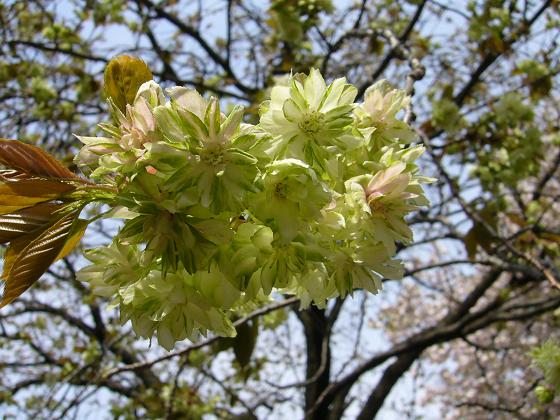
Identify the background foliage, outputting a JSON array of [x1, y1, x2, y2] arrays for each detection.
[[1, 0, 560, 418]]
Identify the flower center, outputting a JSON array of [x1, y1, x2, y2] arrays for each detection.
[[368, 197, 391, 217], [201, 145, 225, 166], [274, 182, 288, 199], [299, 111, 324, 136]]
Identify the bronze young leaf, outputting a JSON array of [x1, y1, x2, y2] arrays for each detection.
[[0, 207, 83, 308], [0, 202, 66, 243], [55, 218, 89, 261], [0, 139, 94, 306], [0, 179, 76, 215], [0, 138, 79, 179]]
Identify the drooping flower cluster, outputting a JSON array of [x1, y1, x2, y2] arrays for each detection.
[[75, 67, 430, 349]]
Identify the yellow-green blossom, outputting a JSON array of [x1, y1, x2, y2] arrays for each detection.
[[155, 89, 260, 213], [355, 80, 416, 151], [75, 81, 163, 179], [73, 66, 431, 350], [259, 68, 360, 177]]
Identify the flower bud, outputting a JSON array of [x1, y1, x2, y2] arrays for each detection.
[[104, 55, 153, 113]]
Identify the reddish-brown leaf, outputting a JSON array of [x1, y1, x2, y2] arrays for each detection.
[[55, 218, 88, 261], [0, 169, 32, 181], [0, 178, 75, 215], [1, 233, 33, 297], [0, 139, 78, 179], [0, 208, 80, 308], [0, 203, 65, 244]]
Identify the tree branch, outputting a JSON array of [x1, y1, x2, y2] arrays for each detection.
[[138, 0, 256, 95]]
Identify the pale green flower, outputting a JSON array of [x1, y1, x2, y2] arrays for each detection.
[[254, 236, 326, 295], [77, 241, 146, 297], [291, 263, 337, 309], [155, 89, 260, 213], [355, 80, 416, 150], [72, 70, 432, 350], [216, 223, 275, 290], [345, 162, 419, 252], [329, 243, 403, 297], [75, 81, 164, 179], [218, 227, 330, 301], [118, 209, 232, 274], [136, 80, 166, 108], [78, 243, 237, 350], [122, 270, 236, 350], [192, 264, 241, 309], [250, 158, 331, 243], [259, 68, 360, 176]]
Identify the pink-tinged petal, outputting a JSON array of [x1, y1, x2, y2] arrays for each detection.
[[325, 197, 338, 210], [133, 97, 155, 133], [89, 144, 116, 154], [365, 163, 406, 196], [367, 191, 384, 201], [377, 173, 411, 197], [122, 104, 134, 131]]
